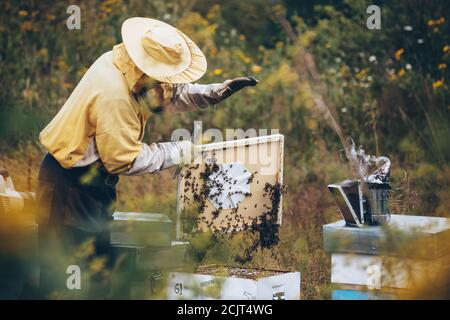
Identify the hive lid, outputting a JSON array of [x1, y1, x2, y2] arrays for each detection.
[[196, 264, 290, 280], [323, 214, 450, 259], [113, 212, 172, 222]]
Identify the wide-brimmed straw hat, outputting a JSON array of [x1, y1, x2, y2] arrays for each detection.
[[121, 17, 207, 84]]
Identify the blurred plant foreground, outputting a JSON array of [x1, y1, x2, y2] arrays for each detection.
[[0, 0, 449, 299]]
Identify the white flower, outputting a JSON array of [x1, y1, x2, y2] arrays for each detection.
[[406, 64, 412, 70], [403, 26, 413, 31], [417, 38, 424, 44], [369, 55, 377, 62]]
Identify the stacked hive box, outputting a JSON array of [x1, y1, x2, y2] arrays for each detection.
[[323, 214, 450, 299], [110, 212, 190, 299], [167, 265, 301, 300]]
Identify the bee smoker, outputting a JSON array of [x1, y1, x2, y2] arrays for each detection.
[[342, 142, 392, 226], [363, 181, 391, 226], [328, 179, 391, 227]]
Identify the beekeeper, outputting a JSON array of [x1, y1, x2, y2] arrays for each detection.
[[37, 17, 257, 297]]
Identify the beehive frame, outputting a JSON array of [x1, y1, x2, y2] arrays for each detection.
[[176, 134, 284, 239]]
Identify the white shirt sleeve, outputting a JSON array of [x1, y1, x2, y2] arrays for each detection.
[[124, 140, 193, 176], [73, 137, 100, 167], [73, 137, 193, 176]]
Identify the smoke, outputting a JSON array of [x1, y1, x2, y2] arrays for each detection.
[[347, 139, 391, 184]]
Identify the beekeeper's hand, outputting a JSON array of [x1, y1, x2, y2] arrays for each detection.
[[169, 140, 194, 166], [211, 76, 259, 103]]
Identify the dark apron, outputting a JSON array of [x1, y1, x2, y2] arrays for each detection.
[[36, 153, 119, 299]]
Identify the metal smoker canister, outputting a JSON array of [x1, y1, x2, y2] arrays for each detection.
[[365, 182, 391, 225]]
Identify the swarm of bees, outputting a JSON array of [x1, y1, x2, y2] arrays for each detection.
[[197, 265, 284, 280], [235, 182, 286, 264], [180, 153, 255, 233], [179, 151, 286, 264]]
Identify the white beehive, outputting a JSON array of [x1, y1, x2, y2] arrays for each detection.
[[167, 265, 300, 300], [324, 214, 450, 298]]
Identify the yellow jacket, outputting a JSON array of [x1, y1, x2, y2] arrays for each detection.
[[40, 45, 150, 174]]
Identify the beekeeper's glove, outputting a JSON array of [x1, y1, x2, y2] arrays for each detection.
[[162, 140, 194, 167]]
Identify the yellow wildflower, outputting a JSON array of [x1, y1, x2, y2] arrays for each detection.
[[387, 70, 397, 81], [432, 79, 444, 90], [63, 82, 73, 90], [77, 67, 89, 78], [90, 257, 106, 273], [75, 239, 95, 259], [398, 68, 405, 77], [57, 57, 69, 72], [50, 77, 58, 85], [239, 34, 246, 41], [276, 41, 284, 49], [356, 68, 369, 80], [18, 10, 28, 17], [443, 45, 450, 54], [251, 65, 262, 74], [22, 88, 36, 101], [20, 21, 33, 31], [339, 65, 350, 77], [395, 48, 404, 60], [429, 17, 446, 27], [38, 48, 48, 58], [213, 68, 223, 76], [438, 63, 447, 70], [236, 50, 252, 64], [306, 119, 318, 130]]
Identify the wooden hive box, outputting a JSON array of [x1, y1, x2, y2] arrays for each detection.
[[176, 134, 284, 237], [110, 212, 172, 247], [323, 214, 450, 297], [167, 265, 300, 300]]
